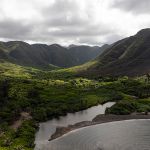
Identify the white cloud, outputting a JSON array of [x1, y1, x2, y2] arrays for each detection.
[[0, 0, 150, 45], [112, 0, 150, 14]]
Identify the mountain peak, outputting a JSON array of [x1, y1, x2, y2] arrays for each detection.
[[136, 28, 150, 38], [80, 28, 150, 77], [50, 44, 62, 48], [0, 41, 108, 69]]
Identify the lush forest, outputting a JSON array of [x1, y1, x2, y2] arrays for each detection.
[[0, 64, 150, 150]]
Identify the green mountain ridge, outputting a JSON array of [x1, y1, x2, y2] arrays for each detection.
[[0, 41, 109, 70], [79, 28, 150, 77]]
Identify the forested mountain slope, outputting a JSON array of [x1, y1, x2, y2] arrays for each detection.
[[80, 29, 150, 77], [0, 41, 109, 69]]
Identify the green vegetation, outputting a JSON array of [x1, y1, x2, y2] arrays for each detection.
[[0, 29, 150, 149], [0, 61, 149, 149], [37, 60, 97, 79], [0, 120, 37, 150], [0, 60, 40, 78], [106, 98, 150, 115], [106, 78, 150, 115], [0, 41, 106, 70], [0, 75, 118, 149]]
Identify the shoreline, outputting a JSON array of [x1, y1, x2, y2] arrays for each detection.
[[49, 114, 150, 141]]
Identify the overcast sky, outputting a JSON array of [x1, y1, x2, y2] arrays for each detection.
[[0, 0, 150, 46]]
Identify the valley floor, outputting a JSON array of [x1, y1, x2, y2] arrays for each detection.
[[0, 72, 150, 150]]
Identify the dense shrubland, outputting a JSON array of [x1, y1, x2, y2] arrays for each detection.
[[0, 71, 149, 149], [106, 77, 150, 115]]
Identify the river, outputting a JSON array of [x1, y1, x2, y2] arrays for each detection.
[[34, 102, 115, 150]]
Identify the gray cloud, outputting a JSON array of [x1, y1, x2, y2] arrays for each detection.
[[0, 18, 32, 40], [104, 34, 124, 44], [38, 0, 115, 45], [47, 24, 113, 37], [78, 37, 106, 45], [0, 0, 149, 46], [42, 0, 90, 27], [112, 0, 150, 14]]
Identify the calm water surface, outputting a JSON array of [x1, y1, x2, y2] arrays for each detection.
[[35, 102, 115, 150], [49, 120, 150, 150]]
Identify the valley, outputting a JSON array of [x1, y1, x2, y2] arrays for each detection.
[[0, 29, 150, 150]]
